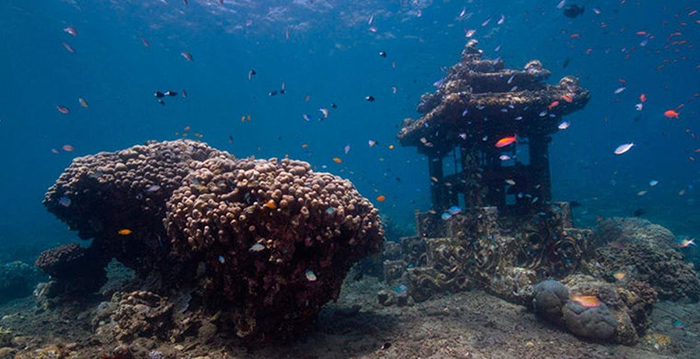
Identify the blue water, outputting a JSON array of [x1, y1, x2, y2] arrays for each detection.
[[0, 0, 699, 255]]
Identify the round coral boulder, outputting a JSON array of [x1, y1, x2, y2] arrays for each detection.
[[165, 157, 384, 339]]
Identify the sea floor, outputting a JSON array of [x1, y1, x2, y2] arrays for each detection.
[[0, 275, 698, 359]]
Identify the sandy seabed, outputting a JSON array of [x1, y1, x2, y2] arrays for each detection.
[[0, 275, 698, 359]]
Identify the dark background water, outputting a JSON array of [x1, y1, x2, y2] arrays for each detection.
[[0, 0, 698, 260]]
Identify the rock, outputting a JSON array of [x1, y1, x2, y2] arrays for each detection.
[[0, 347, 17, 358], [563, 300, 617, 340], [532, 280, 569, 325]]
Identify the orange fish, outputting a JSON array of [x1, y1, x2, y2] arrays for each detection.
[[495, 136, 517, 148], [664, 110, 679, 118], [639, 93, 647, 103], [78, 98, 89, 108], [561, 94, 573, 103], [184, 126, 191, 131], [263, 200, 277, 209], [376, 195, 386, 202], [118, 229, 133, 236], [548, 101, 560, 110], [301, 143, 308, 148], [61, 144, 75, 152], [571, 295, 600, 308], [332, 157, 342, 164], [613, 272, 626, 280]]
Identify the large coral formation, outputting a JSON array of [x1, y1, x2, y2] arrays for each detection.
[[39, 140, 383, 342], [165, 156, 383, 338], [594, 218, 700, 301]]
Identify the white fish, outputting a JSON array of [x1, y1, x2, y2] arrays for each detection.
[[497, 15, 505, 25], [499, 154, 511, 161], [465, 29, 476, 38], [505, 179, 516, 186], [344, 144, 350, 154], [614, 143, 634, 155], [146, 185, 161, 193], [614, 87, 626, 94], [557, 0, 566, 10], [635, 103, 643, 111], [319, 108, 329, 118], [249, 243, 265, 252], [649, 180, 659, 187], [558, 121, 570, 130], [459, 7, 467, 18], [637, 190, 648, 196], [368, 140, 377, 147]]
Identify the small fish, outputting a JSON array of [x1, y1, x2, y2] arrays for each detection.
[[249, 243, 265, 252], [558, 121, 570, 130], [319, 108, 329, 118], [561, 94, 573, 103], [58, 196, 71, 207], [441, 212, 452, 221], [51, 148, 60, 154], [165, 91, 177, 97], [63, 27, 78, 36], [635, 103, 643, 111], [181, 51, 193, 61], [218, 255, 225, 264], [497, 14, 505, 25], [639, 93, 647, 102], [379, 51, 387, 58], [78, 98, 89, 108], [302, 114, 312, 122], [614, 87, 626, 94], [280, 82, 286, 94], [344, 144, 351, 154], [613, 272, 626, 280], [678, 238, 696, 248], [673, 319, 686, 328], [448, 206, 462, 215], [154, 91, 165, 98], [505, 179, 516, 186], [495, 136, 517, 148], [376, 195, 386, 202], [571, 295, 600, 308], [140, 36, 150, 47], [664, 110, 680, 118], [481, 17, 491, 27], [57, 105, 70, 114], [332, 157, 342, 164], [614, 143, 634, 155], [499, 154, 511, 161], [248, 69, 256, 80], [263, 200, 277, 209], [557, 0, 566, 9], [464, 29, 476, 38], [145, 185, 161, 193], [563, 4, 585, 19], [118, 229, 133, 236], [62, 42, 75, 53], [365, 95, 375, 102], [548, 101, 560, 110], [325, 207, 336, 215], [62, 144, 75, 152], [649, 180, 659, 187], [637, 190, 648, 196], [368, 140, 377, 147], [305, 270, 317, 282]]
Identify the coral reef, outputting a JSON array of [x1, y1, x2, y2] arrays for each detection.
[[0, 261, 42, 305], [34, 243, 107, 298], [165, 156, 383, 339], [594, 218, 700, 301], [39, 140, 383, 342]]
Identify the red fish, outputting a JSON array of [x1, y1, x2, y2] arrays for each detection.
[[639, 93, 647, 102], [495, 136, 517, 148], [62, 144, 75, 152], [664, 110, 680, 118], [561, 94, 573, 103], [63, 27, 78, 36], [57, 105, 70, 114], [548, 101, 560, 110], [571, 295, 601, 308]]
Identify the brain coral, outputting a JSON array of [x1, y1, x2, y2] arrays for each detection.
[[165, 156, 383, 338]]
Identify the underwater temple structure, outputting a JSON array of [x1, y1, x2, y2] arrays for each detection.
[[387, 40, 595, 306], [399, 40, 590, 214]]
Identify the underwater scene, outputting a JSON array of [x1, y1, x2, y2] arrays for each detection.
[[1, 0, 699, 358]]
